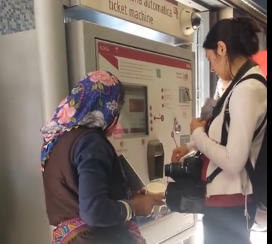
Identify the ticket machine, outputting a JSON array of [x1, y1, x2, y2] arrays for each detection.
[[66, 20, 197, 244]]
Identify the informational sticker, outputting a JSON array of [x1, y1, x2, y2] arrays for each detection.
[[180, 134, 190, 145]]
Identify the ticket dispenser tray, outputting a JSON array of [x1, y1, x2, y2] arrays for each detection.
[[147, 140, 165, 181]]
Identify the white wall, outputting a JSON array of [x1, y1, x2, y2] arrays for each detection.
[[0, 30, 51, 244]]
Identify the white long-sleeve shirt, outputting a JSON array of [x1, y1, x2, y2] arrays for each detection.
[[188, 66, 267, 197]]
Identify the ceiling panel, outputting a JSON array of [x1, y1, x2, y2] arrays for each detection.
[[249, 0, 267, 12], [194, 0, 267, 24], [192, 0, 228, 9]]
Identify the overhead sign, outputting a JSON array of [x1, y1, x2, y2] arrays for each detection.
[[76, 0, 193, 40]]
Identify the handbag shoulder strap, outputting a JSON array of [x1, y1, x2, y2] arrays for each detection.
[[207, 74, 267, 184]]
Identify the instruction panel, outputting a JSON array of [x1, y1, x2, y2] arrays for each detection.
[[96, 40, 193, 153]]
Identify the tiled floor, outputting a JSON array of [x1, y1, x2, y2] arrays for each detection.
[[195, 222, 267, 244]]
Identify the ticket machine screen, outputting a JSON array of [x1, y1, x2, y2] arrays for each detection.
[[114, 85, 148, 138]]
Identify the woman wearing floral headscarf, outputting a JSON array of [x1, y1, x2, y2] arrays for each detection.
[[41, 71, 165, 244]]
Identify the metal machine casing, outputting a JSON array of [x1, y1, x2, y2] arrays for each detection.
[[66, 20, 197, 244]]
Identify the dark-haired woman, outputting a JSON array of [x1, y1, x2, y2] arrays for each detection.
[[172, 18, 267, 244]]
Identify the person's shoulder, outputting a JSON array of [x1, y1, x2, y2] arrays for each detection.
[[231, 69, 267, 111], [236, 68, 266, 94], [80, 129, 110, 147], [73, 128, 115, 166], [73, 128, 112, 155]]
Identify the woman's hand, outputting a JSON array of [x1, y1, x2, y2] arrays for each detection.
[[129, 194, 165, 217], [190, 118, 208, 134], [171, 144, 190, 162], [130, 188, 146, 197]]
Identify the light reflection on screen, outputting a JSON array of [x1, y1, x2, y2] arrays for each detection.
[[114, 85, 148, 139]]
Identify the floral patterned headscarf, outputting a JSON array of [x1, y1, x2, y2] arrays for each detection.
[[40, 71, 124, 170]]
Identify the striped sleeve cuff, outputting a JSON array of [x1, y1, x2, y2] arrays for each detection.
[[118, 200, 134, 222]]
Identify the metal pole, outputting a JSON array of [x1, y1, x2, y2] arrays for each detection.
[[34, 0, 69, 123]]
